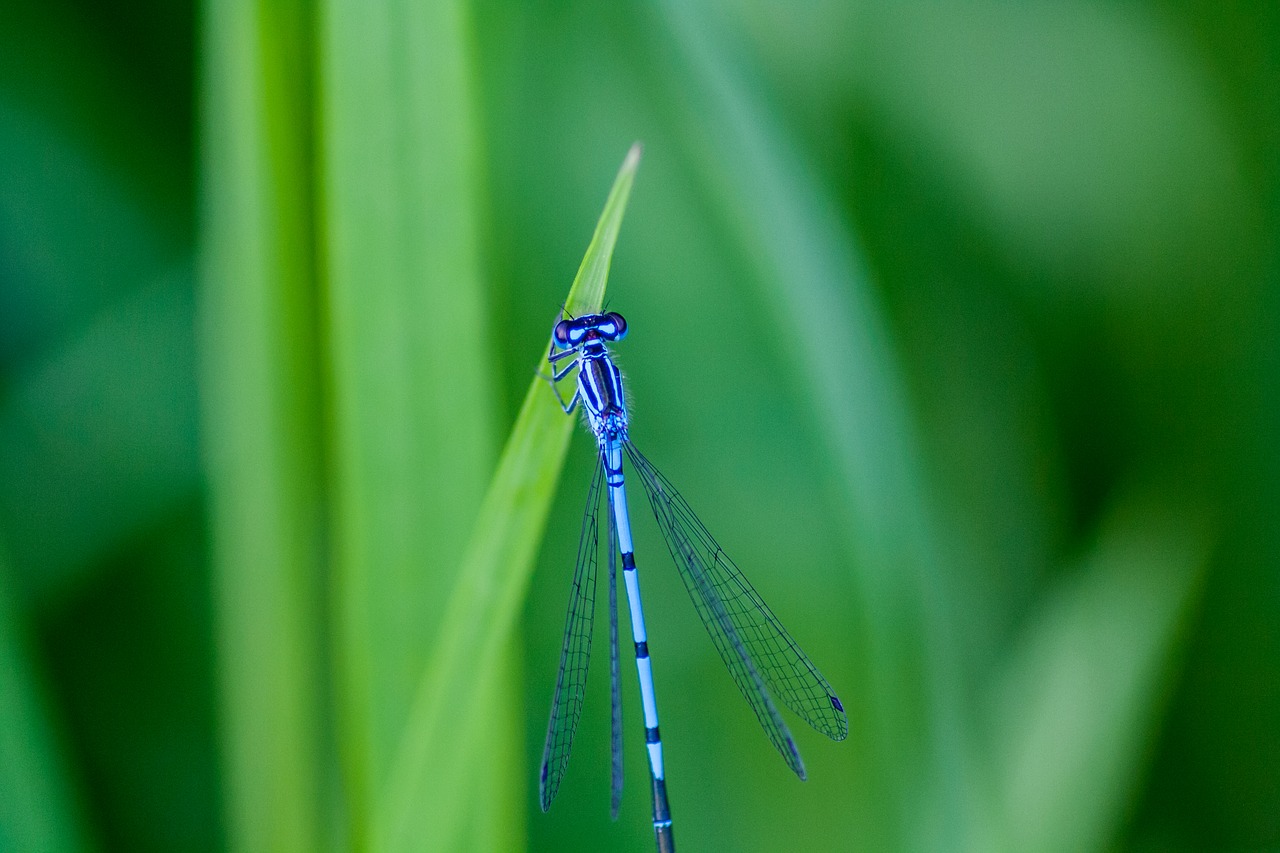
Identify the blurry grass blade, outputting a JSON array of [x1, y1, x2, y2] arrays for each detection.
[[0, 99, 178, 363], [376, 143, 640, 852], [0, 0, 191, 237], [0, 548, 94, 852], [988, 493, 1206, 853], [0, 0, 189, 363], [0, 272, 198, 606], [461, 644, 526, 852], [655, 3, 971, 845], [321, 0, 500, 838], [200, 0, 327, 849], [0, 7, 197, 606]]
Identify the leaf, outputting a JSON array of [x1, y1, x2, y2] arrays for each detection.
[[986, 493, 1207, 853], [0, 548, 93, 852], [654, 3, 965, 845], [376, 142, 641, 853], [320, 0, 501, 837], [0, 274, 198, 605], [200, 0, 329, 849]]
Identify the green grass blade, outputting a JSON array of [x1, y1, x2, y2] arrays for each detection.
[[199, 0, 328, 849], [0, 549, 93, 852], [987, 493, 1206, 853], [655, 4, 969, 845], [0, 274, 198, 606], [376, 143, 641, 853], [0, 9, 194, 603], [458, 643, 526, 852], [320, 0, 500, 839]]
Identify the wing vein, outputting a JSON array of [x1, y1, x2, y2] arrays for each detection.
[[624, 441, 847, 778], [539, 458, 606, 810]]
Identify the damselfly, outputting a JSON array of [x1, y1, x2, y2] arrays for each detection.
[[538, 311, 848, 853]]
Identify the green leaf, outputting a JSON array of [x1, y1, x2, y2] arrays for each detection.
[[0, 548, 93, 852], [986, 493, 1206, 853], [654, 3, 967, 845], [320, 0, 502, 839], [376, 142, 641, 853], [0, 4, 195, 604], [0, 274, 198, 606], [200, 0, 329, 849]]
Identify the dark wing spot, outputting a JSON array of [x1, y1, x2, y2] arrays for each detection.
[[830, 695, 844, 713]]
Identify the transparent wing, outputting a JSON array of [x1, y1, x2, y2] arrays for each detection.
[[624, 442, 848, 779], [539, 459, 605, 810], [606, 479, 624, 819]]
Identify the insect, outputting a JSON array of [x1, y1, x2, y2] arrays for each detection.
[[538, 310, 848, 852]]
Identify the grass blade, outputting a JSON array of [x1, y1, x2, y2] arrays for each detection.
[[0, 549, 93, 852], [199, 0, 328, 849], [376, 143, 641, 853], [320, 0, 499, 838], [0, 274, 198, 605], [654, 4, 970, 845], [987, 493, 1206, 853]]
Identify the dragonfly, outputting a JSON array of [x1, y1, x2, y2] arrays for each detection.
[[538, 310, 848, 853]]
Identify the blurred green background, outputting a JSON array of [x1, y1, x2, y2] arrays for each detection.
[[1, 0, 1276, 850]]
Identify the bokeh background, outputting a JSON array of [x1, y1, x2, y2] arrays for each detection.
[[1, 0, 1276, 851]]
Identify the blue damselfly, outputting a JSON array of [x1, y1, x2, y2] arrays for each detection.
[[538, 311, 848, 852]]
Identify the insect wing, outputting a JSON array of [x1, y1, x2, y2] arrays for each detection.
[[624, 442, 848, 779], [606, 481, 625, 819], [539, 459, 606, 810]]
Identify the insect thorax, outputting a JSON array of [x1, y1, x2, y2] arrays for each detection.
[[578, 351, 629, 442]]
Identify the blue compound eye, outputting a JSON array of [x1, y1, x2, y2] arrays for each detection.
[[552, 319, 573, 349], [602, 312, 628, 340]]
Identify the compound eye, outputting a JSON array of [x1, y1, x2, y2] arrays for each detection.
[[604, 312, 628, 340], [552, 319, 573, 349]]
